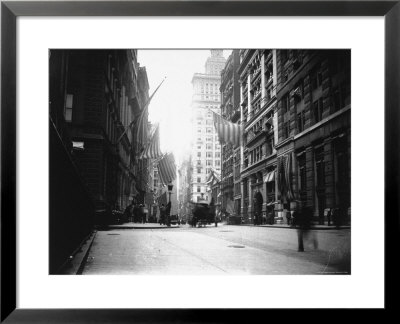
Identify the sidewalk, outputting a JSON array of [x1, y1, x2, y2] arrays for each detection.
[[102, 222, 349, 230], [100, 222, 182, 230], [230, 223, 350, 230]]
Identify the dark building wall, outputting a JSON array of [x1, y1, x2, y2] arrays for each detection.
[[49, 50, 150, 272], [49, 121, 95, 274], [276, 49, 351, 224]]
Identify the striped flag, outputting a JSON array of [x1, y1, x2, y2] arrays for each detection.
[[134, 103, 148, 155], [211, 111, 242, 148], [134, 78, 166, 155], [157, 153, 176, 185], [140, 125, 162, 159]]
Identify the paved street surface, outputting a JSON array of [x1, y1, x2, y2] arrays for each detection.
[[81, 223, 350, 275]]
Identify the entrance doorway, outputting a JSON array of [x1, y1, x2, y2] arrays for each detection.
[[253, 191, 263, 225]]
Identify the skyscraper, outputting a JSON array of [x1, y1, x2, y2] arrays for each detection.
[[189, 50, 226, 203]]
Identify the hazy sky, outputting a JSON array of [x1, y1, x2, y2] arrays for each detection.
[[138, 50, 232, 164]]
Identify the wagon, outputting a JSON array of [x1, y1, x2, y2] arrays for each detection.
[[191, 202, 215, 227]]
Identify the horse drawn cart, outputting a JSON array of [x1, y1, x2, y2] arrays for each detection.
[[190, 201, 216, 227]]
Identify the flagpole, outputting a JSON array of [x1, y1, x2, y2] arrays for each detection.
[[115, 76, 167, 145]]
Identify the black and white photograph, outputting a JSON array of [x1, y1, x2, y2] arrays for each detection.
[[49, 49, 351, 276]]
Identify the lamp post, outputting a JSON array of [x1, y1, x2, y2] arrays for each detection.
[[167, 183, 173, 227], [167, 183, 173, 203]]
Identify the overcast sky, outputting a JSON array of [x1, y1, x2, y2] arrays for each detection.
[[138, 50, 232, 164]]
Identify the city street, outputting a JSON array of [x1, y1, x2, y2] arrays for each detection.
[[81, 224, 350, 275]]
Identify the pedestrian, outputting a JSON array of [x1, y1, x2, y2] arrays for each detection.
[[142, 205, 147, 224], [159, 204, 166, 225], [326, 208, 331, 226], [295, 206, 318, 252], [332, 208, 342, 229], [165, 202, 171, 226], [132, 204, 138, 223], [287, 210, 292, 226], [209, 198, 217, 227], [123, 203, 133, 223]]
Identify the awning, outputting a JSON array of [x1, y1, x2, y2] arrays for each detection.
[[264, 171, 275, 183]]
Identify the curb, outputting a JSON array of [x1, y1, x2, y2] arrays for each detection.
[[227, 224, 350, 230], [76, 230, 97, 274], [102, 225, 181, 230], [57, 230, 97, 274]]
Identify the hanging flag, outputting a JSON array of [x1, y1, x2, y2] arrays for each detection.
[[211, 111, 242, 148], [115, 78, 166, 147], [157, 153, 176, 185], [135, 104, 149, 155], [130, 77, 166, 153], [140, 124, 162, 159], [285, 152, 295, 201], [206, 168, 221, 185]]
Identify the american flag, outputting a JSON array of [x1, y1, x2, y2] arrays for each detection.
[[157, 153, 176, 185], [134, 104, 148, 156], [140, 124, 162, 159], [211, 111, 242, 148], [134, 78, 166, 155]]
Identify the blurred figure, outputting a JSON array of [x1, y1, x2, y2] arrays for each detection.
[[287, 210, 293, 226], [165, 201, 171, 227], [295, 206, 318, 252], [159, 204, 166, 225], [124, 202, 133, 223], [133, 203, 139, 223], [209, 198, 217, 227], [332, 207, 342, 229]]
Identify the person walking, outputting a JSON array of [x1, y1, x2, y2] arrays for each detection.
[[159, 204, 166, 225], [165, 202, 171, 227], [124, 202, 133, 223], [295, 206, 318, 252]]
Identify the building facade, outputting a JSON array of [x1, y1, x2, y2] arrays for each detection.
[[219, 50, 241, 218], [189, 50, 226, 203], [275, 49, 351, 225], [50, 49, 151, 217], [238, 49, 279, 225], [177, 156, 192, 224]]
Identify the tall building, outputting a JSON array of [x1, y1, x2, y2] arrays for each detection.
[[49, 49, 151, 272], [219, 50, 241, 218], [238, 49, 279, 225], [189, 50, 226, 203], [275, 49, 351, 225], [177, 155, 192, 223]]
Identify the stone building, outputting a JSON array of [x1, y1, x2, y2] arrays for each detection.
[[238, 49, 279, 225], [189, 50, 226, 203], [177, 156, 192, 224], [275, 49, 351, 225], [219, 50, 241, 218]]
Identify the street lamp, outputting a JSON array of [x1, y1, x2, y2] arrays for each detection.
[[166, 183, 173, 227], [167, 183, 173, 203]]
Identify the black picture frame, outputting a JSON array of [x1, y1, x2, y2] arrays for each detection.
[[1, 0, 398, 322]]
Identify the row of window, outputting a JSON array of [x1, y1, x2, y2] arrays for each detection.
[[196, 167, 221, 174], [197, 152, 221, 158]]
